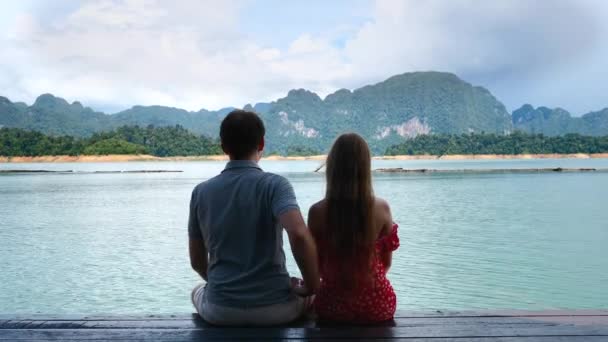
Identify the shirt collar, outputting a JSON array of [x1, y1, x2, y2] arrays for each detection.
[[223, 159, 262, 172]]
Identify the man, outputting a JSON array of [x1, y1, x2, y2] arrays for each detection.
[[188, 110, 320, 325]]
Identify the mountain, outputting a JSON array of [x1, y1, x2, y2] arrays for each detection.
[[259, 72, 512, 153], [111, 105, 234, 137], [512, 105, 608, 136], [1, 71, 607, 154], [0, 94, 113, 136], [0, 94, 232, 138]]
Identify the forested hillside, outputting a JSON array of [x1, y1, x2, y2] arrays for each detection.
[[0, 126, 221, 157], [259, 72, 512, 153], [2, 71, 608, 155], [513, 105, 608, 136], [0, 72, 513, 153], [385, 132, 608, 156]]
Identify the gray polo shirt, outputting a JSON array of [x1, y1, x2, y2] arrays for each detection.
[[188, 160, 300, 308]]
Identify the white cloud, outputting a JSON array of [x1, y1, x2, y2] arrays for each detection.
[[64, 0, 167, 29], [1, 0, 264, 111], [341, 0, 607, 113], [1, 0, 607, 114]]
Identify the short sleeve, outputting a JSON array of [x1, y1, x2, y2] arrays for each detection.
[[271, 175, 300, 217], [188, 187, 203, 239], [376, 223, 399, 252]]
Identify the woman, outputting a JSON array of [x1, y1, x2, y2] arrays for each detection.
[[308, 133, 399, 323]]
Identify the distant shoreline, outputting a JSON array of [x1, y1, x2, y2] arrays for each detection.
[[1, 153, 608, 163]]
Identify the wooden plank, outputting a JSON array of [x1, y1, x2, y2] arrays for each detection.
[[1, 310, 606, 321], [5, 338, 608, 342], [0, 317, 543, 329], [3, 316, 607, 330], [0, 317, 537, 330], [309, 339, 608, 342], [1, 323, 607, 340], [2, 311, 608, 341], [394, 310, 608, 318], [0, 314, 190, 321]]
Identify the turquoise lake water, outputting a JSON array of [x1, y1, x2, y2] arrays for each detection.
[[1, 158, 607, 314]]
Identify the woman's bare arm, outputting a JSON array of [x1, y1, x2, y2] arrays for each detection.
[[376, 198, 394, 271]]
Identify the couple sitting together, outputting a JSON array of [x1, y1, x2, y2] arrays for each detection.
[[189, 110, 399, 325]]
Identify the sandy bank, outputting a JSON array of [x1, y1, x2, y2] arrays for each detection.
[[375, 153, 608, 160], [0, 154, 327, 163], [1, 153, 608, 163], [0, 155, 162, 163]]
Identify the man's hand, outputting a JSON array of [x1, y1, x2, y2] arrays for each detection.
[[290, 277, 312, 297], [280, 210, 320, 295]]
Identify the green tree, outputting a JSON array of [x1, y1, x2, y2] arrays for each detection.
[[82, 138, 148, 155], [385, 132, 608, 155]]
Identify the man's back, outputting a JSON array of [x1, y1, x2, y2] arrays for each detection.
[[189, 110, 318, 325], [189, 160, 299, 307]]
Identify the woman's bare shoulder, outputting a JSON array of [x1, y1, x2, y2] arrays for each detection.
[[309, 199, 327, 214], [373, 197, 393, 236], [307, 199, 327, 233], [373, 197, 392, 214]]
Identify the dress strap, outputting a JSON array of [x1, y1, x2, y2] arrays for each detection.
[[376, 223, 400, 252]]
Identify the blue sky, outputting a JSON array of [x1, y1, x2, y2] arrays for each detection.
[[1, 0, 607, 115]]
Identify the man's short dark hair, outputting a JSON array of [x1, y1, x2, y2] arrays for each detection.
[[220, 110, 266, 159]]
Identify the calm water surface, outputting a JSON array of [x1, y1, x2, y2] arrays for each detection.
[[1, 158, 607, 314]]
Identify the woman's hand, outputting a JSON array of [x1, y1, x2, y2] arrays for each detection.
[[290, 277, 312, 297]]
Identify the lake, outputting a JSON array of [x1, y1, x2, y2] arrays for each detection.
[[1, 158, 607, 314]]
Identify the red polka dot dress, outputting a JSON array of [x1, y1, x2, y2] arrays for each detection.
[[314, 224, 400, 323]]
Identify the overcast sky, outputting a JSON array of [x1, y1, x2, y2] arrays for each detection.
[[1, 0, 607, 115]]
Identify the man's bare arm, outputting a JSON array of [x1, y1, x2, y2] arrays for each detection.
[[189, 238, 208, 281], [280, 209, 320, 295]]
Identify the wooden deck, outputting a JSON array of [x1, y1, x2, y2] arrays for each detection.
[[1, 310, 607, 341]]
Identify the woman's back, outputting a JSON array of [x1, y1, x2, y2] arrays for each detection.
[[309, 197, 399, 323], [310, 133, 399, 323]]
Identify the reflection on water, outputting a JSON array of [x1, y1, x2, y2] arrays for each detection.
[[1, 159, 607, 314]]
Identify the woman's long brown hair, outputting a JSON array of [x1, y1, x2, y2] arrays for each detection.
[[323, 133, 375, 290]]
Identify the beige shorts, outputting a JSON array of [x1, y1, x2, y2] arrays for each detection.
[[191, 283, 312, 326]]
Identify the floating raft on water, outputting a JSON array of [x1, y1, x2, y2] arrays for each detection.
[[1, 310, 607, 341], [375, 167, 607, 174]]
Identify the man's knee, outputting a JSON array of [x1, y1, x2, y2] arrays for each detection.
[[191, 283, 205, 307]]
